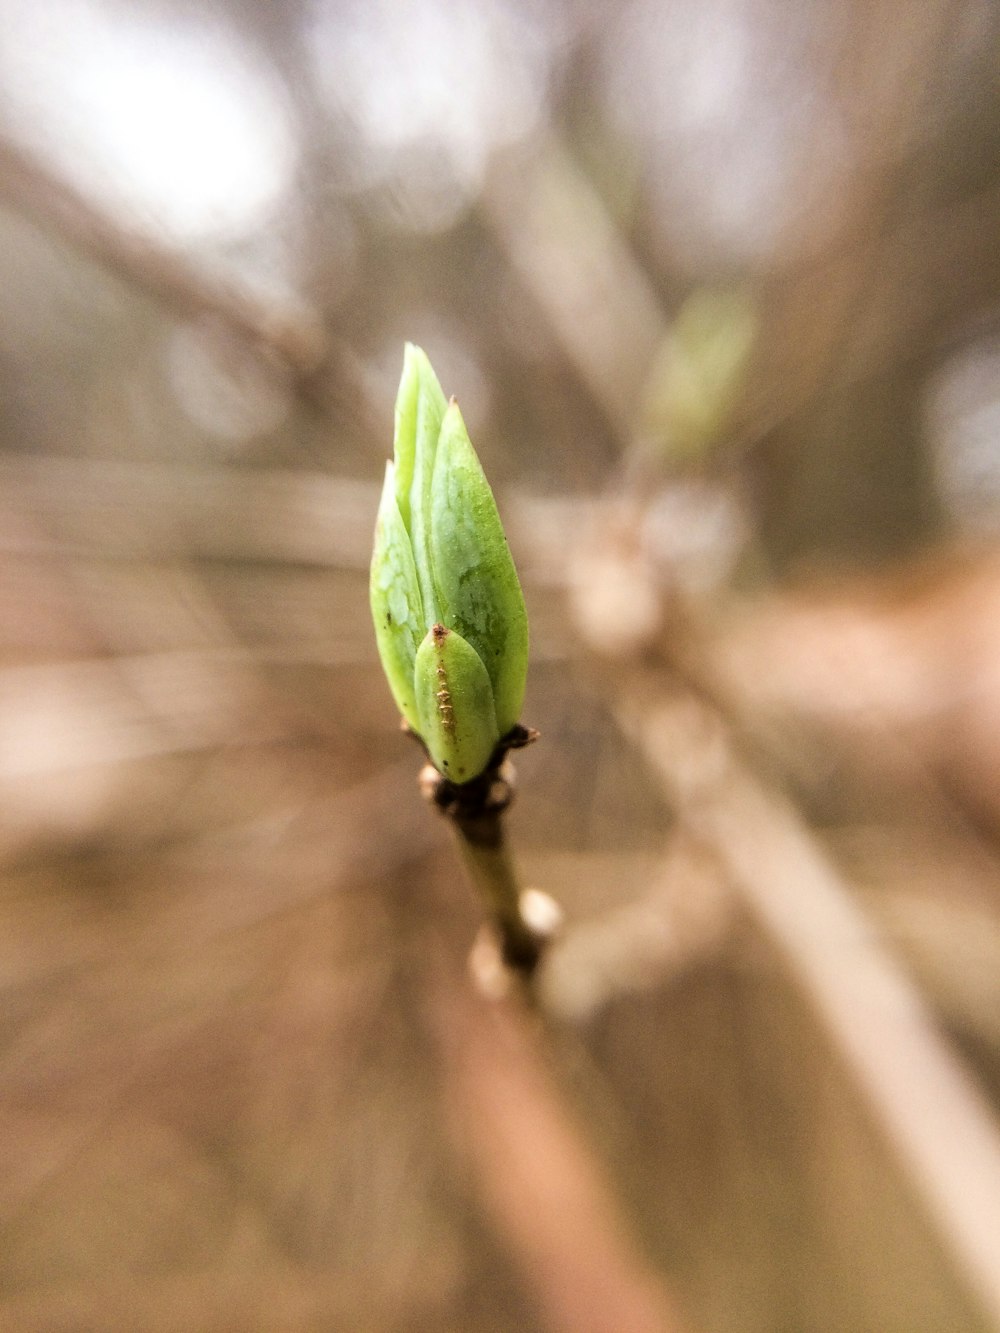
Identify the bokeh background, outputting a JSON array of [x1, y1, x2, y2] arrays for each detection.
[[3, 0, 1000, 1329]]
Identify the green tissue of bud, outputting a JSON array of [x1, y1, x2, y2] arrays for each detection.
[[370, 344, 529, 784]]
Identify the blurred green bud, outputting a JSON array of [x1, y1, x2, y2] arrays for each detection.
[[642, 286, 757, 464], [370, 344, 529, 784]]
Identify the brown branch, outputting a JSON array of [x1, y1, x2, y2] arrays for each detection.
[[0, 134, 327, 378], [612, 667, 1000, 1330], [426, 938, 693, 1333]]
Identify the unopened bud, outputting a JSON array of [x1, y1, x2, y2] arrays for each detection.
[[371, 345, 528, 782]]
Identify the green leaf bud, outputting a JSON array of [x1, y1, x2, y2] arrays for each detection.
[[430, 401, 528, 735], [370, 460, 424, 731], [414, 623, 499, 784], [370, 345, 529, 782], [642, 286, 757, 464]]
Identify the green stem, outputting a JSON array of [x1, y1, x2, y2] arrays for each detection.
[[447, 803, 543, 973]]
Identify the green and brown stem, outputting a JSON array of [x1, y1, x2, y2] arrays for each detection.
[[417, 725, 554, 976]]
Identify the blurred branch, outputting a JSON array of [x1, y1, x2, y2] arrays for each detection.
[[0, 134, 327, 378], [0, 457, 376, 566], [428, 934, 691, 1333], [611, 670, 1000, 1329], [0, 456, 612, 574], [0, 650, 291, 779], [481, 138, 666, 446]]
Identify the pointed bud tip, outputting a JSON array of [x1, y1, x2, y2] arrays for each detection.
[[403, 342, 436, 380]]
